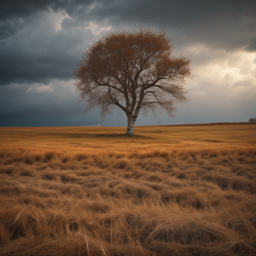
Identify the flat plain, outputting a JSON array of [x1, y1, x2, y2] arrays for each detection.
[[0, 123, 256, 255]]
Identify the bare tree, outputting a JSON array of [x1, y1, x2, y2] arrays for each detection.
[[74, 29, 192, 135]]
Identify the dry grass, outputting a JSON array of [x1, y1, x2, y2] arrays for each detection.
[[0, 123, 256, 255]]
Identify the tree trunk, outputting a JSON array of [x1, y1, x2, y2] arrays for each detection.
[[126, 115, 136, 136]]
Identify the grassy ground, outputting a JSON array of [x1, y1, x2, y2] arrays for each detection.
[[0, 123, 256, 255]]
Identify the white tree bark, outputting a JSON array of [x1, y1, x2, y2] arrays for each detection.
[[126, 116, 136, 136]]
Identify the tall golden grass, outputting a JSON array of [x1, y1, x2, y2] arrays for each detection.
[[0, 123, 256, 255]]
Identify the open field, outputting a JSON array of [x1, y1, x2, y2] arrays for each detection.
[[0, 123, 256, 255]]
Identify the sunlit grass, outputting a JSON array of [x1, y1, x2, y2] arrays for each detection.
[[0, 123, 255, 255], [0, 123, 255, 153]]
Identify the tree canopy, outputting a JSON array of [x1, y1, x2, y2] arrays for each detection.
[[75, 29, 192, 135]]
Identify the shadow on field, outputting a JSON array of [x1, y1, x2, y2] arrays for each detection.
[[36, 132, 151, 139], [93, 133, 150, 138]]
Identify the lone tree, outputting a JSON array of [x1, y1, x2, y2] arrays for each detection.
[[249, 118, 256, 123], [75, 29, 192, 135]]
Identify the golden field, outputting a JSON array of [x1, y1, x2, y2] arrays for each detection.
[[0, 123, 256, 255]]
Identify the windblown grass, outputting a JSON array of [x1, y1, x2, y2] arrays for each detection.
[[0, 123, 255, 255]]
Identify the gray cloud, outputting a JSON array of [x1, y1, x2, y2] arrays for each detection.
[[0, 12, 97, 86], [1, 0, 256, 86], [0, 80, 102, 127]]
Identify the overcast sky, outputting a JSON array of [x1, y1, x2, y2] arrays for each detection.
[[1, 0, 256, 127]]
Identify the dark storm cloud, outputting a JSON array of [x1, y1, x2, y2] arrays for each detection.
[[64, 0, 256, 52], [0, 81, 102, 127], [0, 20, 95, 85], [0, 0, 94, 37], [3, 0, 254, 27], [89, 0, 256, 52], [0, 0, 98, 86], [1, 0, 256, 86], [246, 38, 256, 52]]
